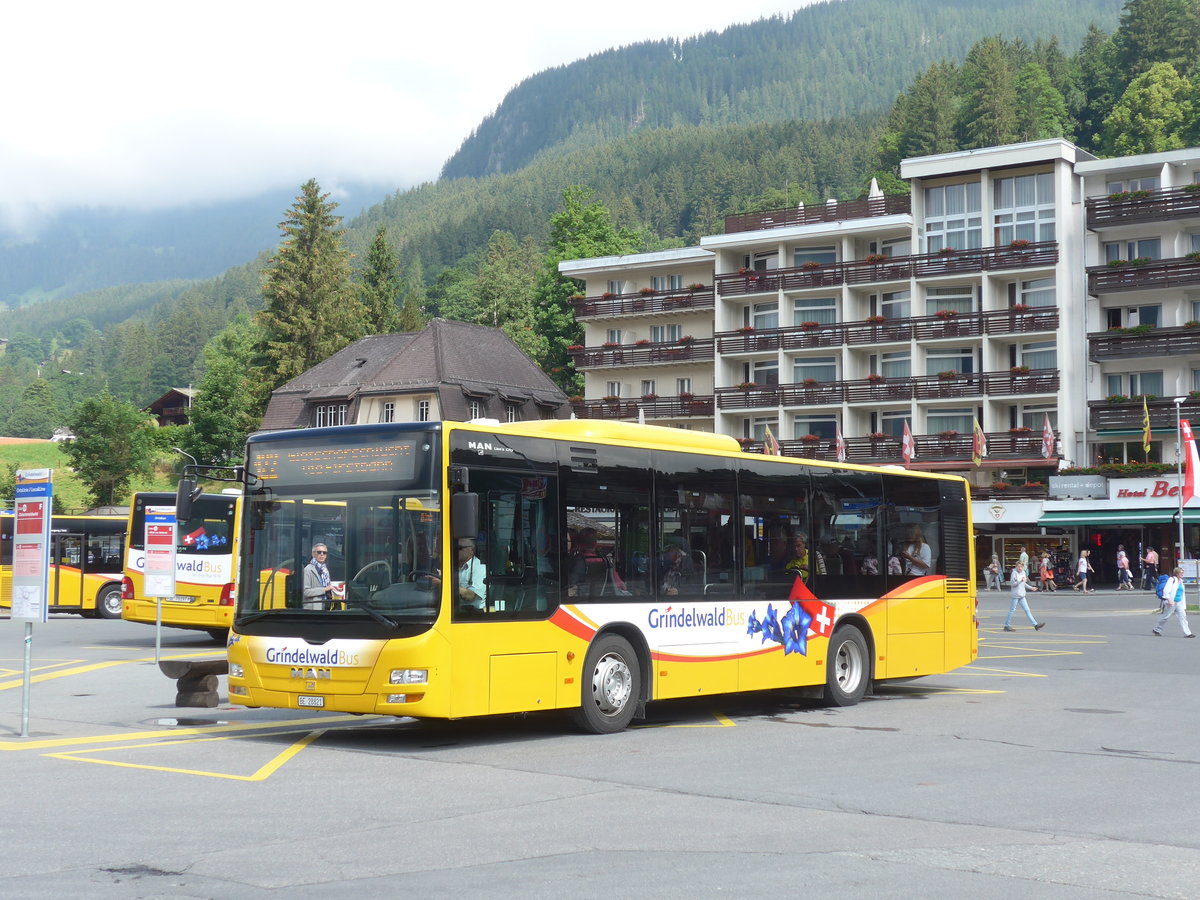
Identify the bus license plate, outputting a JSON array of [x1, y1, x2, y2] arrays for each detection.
[[171, 595, 199, 604], [298, 696, 324, 708]]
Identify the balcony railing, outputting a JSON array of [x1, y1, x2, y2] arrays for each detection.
[[735, 431, 1059, 466], [715, 307, 1058, 353], [1089, 397, 1200, 432], [723, 195, 912, 233], [569, 395, 715, 420], [570, 286, 715, 319], [1086, 255, 1200, 294], [1086, 185, 1200, 229], [715, 241, 1058, 297], [568, 339, 714, 369], [1089, 324, 1200, 361], [716, 368, 1059, 409]]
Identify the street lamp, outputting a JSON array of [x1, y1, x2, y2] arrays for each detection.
[[1175, 397, 1187, 568]]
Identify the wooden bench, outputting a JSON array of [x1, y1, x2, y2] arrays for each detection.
[[159, 658, 229, 708]]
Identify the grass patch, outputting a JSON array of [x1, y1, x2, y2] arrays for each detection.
[[1, 441, 176, 512]]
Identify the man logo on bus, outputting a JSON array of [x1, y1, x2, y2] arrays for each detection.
[[290, 667, 332, 680]]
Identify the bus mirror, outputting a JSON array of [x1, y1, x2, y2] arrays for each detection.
[[451, 492, 479, 541], [176, 475, 201, 520]]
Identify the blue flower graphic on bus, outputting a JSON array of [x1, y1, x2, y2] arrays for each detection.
[[748, 599, 834, 656]]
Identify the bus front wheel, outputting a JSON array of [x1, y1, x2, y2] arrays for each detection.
[[822, 626, 869, 707], [574, 634, 640, 734], [96, 585, 123, 619]]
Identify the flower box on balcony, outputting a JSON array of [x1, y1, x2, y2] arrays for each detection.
[[738, 267, 750, 275], [688, 282, 705, 290], [1187, 251, 1200, 261], [938, 430, 959, 438], [568, 395, 583, 403], [1010, 304, 1031, 313], [801, 261, 822, 270], [800, 434, 821, 442], [864, 253, 887, 263], [802, 378, 819, 386], [602, 395, 620, 403], [866, 315, 886, 324], [868, 432, 888, 440], [1185, 184, 1200, 193], [1009, 239, 1031, 248], [602, 342, 620, 348], [1106, 394, 1130, 403], [1107, 259, 1127, 268], [1021, 482, 1043, 489], [1130, 256, 1154, 267], [635, 339, 650, 345], [641, 393, 658, 401], [1188, 321, 1200, 329], [991, 482, 1011, 491], [678, 335, 694, 344], [602, 291, 615, 298], [937, 370, 960, 380], [866, 374, 885, 383], [678, 391, 694, 401], [935, 309, 958, 319], [735, 326, 755, 333], [737, 382, 758, 391], [1009, 426, 1032, 433], [1010, 365, 1031, 374], [639, 287, 655, 295], [568, 293, 585, 301], [799, 321, 820, 330], [938, 247, 957, 256], [566, 344, 584, 351]]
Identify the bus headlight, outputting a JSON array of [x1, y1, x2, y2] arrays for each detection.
[[390, 669, 428, 685], [229, 662, 244, 678]]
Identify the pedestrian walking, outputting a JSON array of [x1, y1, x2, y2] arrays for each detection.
[[1116, 545, 1133, 590], [1153, 567, 1195, 638], [1073, 549, 1095, 593], [984, 553, 1002, 591], [1141, 546, 1159, 591], [1038, 551, 1057, 592], [1004, 561, 1044, 632]]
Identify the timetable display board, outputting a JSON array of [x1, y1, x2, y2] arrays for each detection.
[[11, 469, 53, 622], [249, 437, 421, 487]]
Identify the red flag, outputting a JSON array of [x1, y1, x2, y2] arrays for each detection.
[[972, 418, 987, 467], [835, 423, 847, 463], [788, 574, 817, 601], [1042, 413, 1055, 460], [800, 600, 835, 638], [901, 420, 915, 465], [1182, 419, 1199, 506]]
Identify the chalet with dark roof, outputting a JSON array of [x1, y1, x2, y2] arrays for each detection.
[[146, 387, 195, 427], [260, 318, 570, 431]]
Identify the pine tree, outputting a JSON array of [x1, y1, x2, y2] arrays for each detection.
[[182, 315, 262, 465], [358, 227, 403, 333], [396, 255, 429, 332], [1016, 63, 1072, 141], [6, 379, 60, 439], [958, 37, 1020, 148], [256, 180, 367, 389], [1112, 0, 1200, 83]]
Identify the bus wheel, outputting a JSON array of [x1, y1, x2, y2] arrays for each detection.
[[96, 585, 124, 620], [574, 634, 640, 734], [822, 626, 869, 707]]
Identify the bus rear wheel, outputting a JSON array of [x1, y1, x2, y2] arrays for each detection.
[[574, 634, 640, 734], [96, 585, 123, 620], [822, 626, 869, 707]]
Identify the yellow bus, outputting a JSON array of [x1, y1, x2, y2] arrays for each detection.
[[227, 420, 977, 732], [121, 491, 240, 641], [1, 513, 127, 618]]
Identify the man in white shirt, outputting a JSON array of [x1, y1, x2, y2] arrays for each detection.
[[456, 538, 488, 609]]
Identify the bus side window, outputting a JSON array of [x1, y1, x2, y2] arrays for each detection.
[[882, 474, 942, 587]]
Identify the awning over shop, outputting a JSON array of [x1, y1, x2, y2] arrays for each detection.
[[1038, 509, 1200, 526]]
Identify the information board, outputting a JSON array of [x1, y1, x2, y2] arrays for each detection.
[[11, 469, 52, 622], [143, 505, 177, 598]]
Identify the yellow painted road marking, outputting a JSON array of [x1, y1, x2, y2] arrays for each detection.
[[45, 730, 325, 781], [635, 711, 737, 729], [0, 651, 226, 691]]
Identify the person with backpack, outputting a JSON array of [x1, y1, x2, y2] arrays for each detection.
[[1003, 560, 1044, 633], [1153, 567, 1195, 638]]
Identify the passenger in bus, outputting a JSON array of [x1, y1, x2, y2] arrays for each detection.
[[302, 543, 334, 609], [898, 525, 931, 576], [456, 538, 488, 609], [784, 533, 825, 581], [660, 544, 691, 595]]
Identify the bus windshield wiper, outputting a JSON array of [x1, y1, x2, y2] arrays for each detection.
[[346, 601, 399, 629]]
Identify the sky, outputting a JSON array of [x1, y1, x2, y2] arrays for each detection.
[[1, 0, 811, 235]]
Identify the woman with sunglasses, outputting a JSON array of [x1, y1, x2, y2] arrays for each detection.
[[302, 542, 335, 609]]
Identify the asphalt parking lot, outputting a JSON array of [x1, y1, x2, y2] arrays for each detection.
[[3, 588, 1200, 899]]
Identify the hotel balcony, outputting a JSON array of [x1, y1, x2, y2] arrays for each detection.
[[570, 395, 715, 421], [723, 195, 911, 233], [1086, 255, 1200, 294], [568, 338, 715, 370], [715, 307, 1059, 354], [714, 241, 1058, 298], [1088, 396, 1200, 432], [1089, 324, 1200, 361], [735, 431, 1059, 469], [570, 285, 715, 319], [715, 368, 1059, 410], [1086, 185, 1200, 230]]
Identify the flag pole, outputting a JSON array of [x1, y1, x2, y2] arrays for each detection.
[[1175, 398, 1185, 570]]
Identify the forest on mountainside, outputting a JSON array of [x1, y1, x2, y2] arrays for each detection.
[[2, 0, 1197, 483]]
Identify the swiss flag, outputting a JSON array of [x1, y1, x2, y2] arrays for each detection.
[[800, 600, 835, 638], [181, 526, 206, 547], [1183, 420, 1200, 506]]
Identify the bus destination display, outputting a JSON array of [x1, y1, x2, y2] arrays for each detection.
[[250, 440, 418, 485]]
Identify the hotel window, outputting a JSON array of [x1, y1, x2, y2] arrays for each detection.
[[1015, 340, 1056, 370], [793, 356, 837, 383], [468, 400, 482, 419], [751, 302, 779, 330], [607, 279, 629, 295], [505, 403, 520, 423], [1192, 369, 1200, 392], [651, 274, 683, 291], [641, 380, 657, 396], [1105, 175, 1160, 193], [793, 296, 837, 326], [381, 402, 395, 423], [650, 323, 682, 343], [741, 251, 778, 271], [1007, 278, 1055, 308], [792, 415, 838, 440], [749, 360, 779, 385], [1104, 238, 1161, 262], [926, 347, 974, 376], [868, 237, 912, 257], [315, 404, 347, 427], [417, 399, 430, 422], [880, 352, 911, 379], [924, 182, 982, 252], [676, 377, 692, 395], [879, 411, 909, 439], [606, 328, 623, 344], [926, 285, 974, 316], [606, 381, 622, 398], [793, 245, 837, 267], [993, 173, 1055, 244], [880, 290, 910, 319], [927, 407, 974, 435], [1191, 233, 1200, 253], [1019, 406, 1057, 430], [750, 417, 779, 440], [1106, 371, 1163, 397]]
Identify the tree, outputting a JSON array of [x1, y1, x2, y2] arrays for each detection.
[[62, 390, 156, 507], [6, 379, 60, 439], [1015, 63, 1072, 141], [476, 231, 547, 363], [396, 254, 430, 332], [1100, 62, 1195, 155], [1111, 0, 1200, 84], [358, 226, 403, 333], [181, 315, 262, 465], [958, 37, 1020, 149], [256, 179, 367, 390]]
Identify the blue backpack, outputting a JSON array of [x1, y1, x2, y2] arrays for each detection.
[[1156, 574, 1171, 600]]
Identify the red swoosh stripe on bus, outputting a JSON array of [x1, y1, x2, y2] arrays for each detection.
[[550, 607, 596, 642]]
